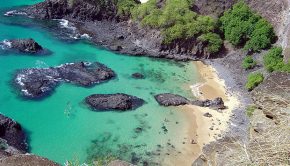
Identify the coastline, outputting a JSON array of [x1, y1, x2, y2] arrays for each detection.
[[163, 61, 241, 165]]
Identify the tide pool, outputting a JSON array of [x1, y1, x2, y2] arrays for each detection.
[[0, 1, 198, 165]]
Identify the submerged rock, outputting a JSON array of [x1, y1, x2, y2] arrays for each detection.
[[131, 73, 145, 79], [0, 39, 49, 54], [14, 62, 116, 99], [154, 93, 190, 106], [85, 93, 145, 111], [0, 114, 27, 152]]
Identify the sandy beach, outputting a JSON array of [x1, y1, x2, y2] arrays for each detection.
[[162, 61, 240, 165]]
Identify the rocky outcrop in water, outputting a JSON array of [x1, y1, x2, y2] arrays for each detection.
[[14, 62, 116, 98], [0, 114, 27, 152], [154, 93, 226, 109], [0, 154, 60, 166], [0, 39, 49, 54], [154, 93, 190, 106], [85, 93, 145, 111]]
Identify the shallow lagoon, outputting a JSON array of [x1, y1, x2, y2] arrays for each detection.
[[0, 1, 198, 164]]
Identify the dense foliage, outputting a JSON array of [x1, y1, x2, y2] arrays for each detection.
[[132, 0, 222, 53], [242, 56, 257, 70], [246, 73, 264, 91], [263, 47, 290, 72], [220, 1, 275, 52], [117, 0, 138, 17]]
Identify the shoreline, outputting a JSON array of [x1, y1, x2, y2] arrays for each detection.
[[164, 61, 241, 165]]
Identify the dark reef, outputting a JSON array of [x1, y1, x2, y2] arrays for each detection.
[[14, 61, 116, 99], [85, 93, 145, 111]]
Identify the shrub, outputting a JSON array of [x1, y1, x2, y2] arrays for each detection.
[[220, 1, 275, 52], [198, 33, 223, 53], [117, 0, 138, 17], [263, 47, 290, 72], [246, 73, 264, 91], [242, 56, 257, 69]]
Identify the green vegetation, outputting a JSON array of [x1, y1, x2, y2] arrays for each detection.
[[198, 33, 223, 54], [117, 0, 138, 17], [246, 105, 256, 117], [132, 0, 222, 53], [263, 47, 290, 72], [246, 73, 264, 91], [242, 56, 257, 70], [220, 1, 275, 52]]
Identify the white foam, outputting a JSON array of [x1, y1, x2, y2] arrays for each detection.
[[190, 83, 203, 97], [54, 19, 76, 31], [4, 10, 27, 16], [21, 89, 30, 96], [80, 33, 91, 39], [16, 74, 25, 86], [2, 39, 12, 48]]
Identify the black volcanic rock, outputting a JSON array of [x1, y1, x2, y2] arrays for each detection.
[[154, 93, 190, 106], [131, 73, 145, 79], [0, 114, 27, 152], [0, 39, 47, 54], [192, 97, 226, 110], [14, 62, 116, 99], [23, 0, 122, 21], [85, 93, 145, 111]]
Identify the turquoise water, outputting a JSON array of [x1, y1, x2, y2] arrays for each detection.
[[0, 1, 198, 165]]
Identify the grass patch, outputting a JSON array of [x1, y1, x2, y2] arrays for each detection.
[[246, 105, 256, 117]]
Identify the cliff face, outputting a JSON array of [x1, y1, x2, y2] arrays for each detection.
[[24, 0, 118, 21]]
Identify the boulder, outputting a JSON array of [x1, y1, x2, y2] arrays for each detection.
[[131, 73, 145, 79], [14, 62, 116, 99], [1, 39, 45, 54], [85, 93, 145, 111], [0, 114, 27, 152], [203, 112, 213, 118], [192, 97, 226, 110], [154, 93, 190, 106]]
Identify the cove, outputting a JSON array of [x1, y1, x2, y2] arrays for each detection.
[[0, 1, 199, 165]]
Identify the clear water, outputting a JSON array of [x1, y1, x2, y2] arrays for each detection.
[[0, 1, 198, 165]]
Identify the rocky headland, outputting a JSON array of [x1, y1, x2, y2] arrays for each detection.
[[14, 61, 116, 98]]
